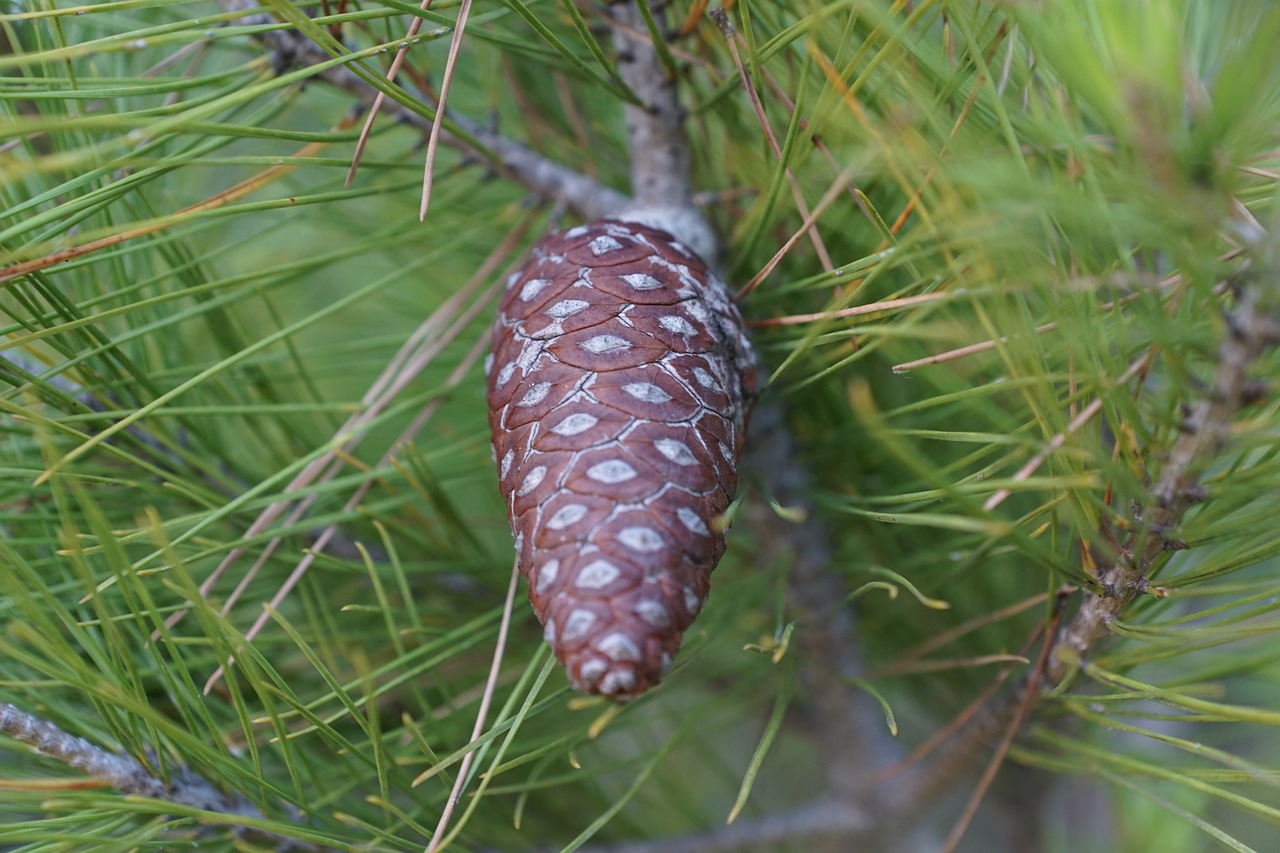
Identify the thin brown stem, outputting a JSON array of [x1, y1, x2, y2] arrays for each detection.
[[713, 8, 834, 273], [419, 0, 474, 220], [346, 0, 434, 186], [423, 562, 521, 852], [940, 599, 1063, 853]]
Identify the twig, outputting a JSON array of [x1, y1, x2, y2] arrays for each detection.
[[939, 596, 1063, 853], [216, 0, 358, 87], [1045, 272, 1278, 688], [0, 703, 246, 811], [444, 110, 630, 221], [218, 0, 626, 220], [914, 249, 1279, 825], [592, 0, 723, 263], [1, 350, 211, 481], [0, 702, 325, 851]]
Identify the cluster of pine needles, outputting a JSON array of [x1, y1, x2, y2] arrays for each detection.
[[2, 1, 1280, 851]]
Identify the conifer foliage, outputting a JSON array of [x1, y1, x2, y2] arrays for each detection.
[[1, 2, 1279, 852]]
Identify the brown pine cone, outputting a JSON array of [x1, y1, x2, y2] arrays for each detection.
[[485, 217, 754, 700]]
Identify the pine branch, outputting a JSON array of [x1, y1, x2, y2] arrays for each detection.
[[917, 248, 1280, 814], [608, 0, 690, 210], [475, 3, 892, 845], [444, 110, 628, 221], [1, 350, 187, 472], [216, 0, 627, 220], [605, 0, 717, 260], [581, 399, 919, 853], [217, 0, 349, 82], [744, 400, 907, 802], [219, 1, 718, 253], [8, 1, 1279, 849], [0, 702, 326, 851], [1046, 268, 1279, 688]]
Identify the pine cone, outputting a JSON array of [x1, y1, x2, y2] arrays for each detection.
[[485, 217, 755, 700]]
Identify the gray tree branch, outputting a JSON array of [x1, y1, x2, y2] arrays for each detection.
[[913, 246, 1279, 818], [1046, 275, 1278, 689], [0, 702, 326, 851], [608, 0, 691, 210], [217, 0, 627, 220]]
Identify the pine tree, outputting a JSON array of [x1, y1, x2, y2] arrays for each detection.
[[2, 1, 1279, 851]]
